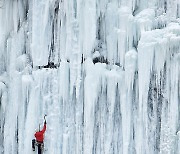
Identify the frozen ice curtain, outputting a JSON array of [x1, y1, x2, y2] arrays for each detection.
[[0, 0, 179, 154]]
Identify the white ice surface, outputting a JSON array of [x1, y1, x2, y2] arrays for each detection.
[[0, 0, 180, 154]]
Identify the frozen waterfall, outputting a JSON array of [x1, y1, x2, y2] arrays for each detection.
[[0, 0, 180, 154]]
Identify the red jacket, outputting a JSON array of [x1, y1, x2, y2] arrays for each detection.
[[34, 124, 46, 142]]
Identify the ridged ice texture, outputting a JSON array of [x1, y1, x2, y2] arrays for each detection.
[[0, 0, 179, 154]]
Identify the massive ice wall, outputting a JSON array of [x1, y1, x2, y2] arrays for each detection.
[[0, 0, 179, 154]]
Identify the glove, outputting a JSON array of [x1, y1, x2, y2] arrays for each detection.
[[44, 120, 47, 125]]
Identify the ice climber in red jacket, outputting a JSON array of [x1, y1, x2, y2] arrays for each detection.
[[34, 120, 47, 143], [32, 116, 47, 153]]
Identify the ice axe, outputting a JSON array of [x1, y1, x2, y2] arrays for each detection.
[[44, 115, 47, 124]]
